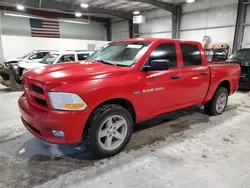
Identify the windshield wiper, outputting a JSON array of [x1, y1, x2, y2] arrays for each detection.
[[94, 59, 117, 66]]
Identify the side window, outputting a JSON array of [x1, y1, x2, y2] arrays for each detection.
[[58, 54, 75, 63], [180, 44, 202, 66], [77, 53, 89, 60], [29, 52, 44, 60], [42, 52, 49, 57], [149, 43, 177, 68]]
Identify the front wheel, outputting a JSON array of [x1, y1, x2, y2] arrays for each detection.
[[204, 87, 229, 116], [84, 104, 133, 158]]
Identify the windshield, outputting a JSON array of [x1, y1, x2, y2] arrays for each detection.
[[87, 42, 151, 67], [19, 51, 36, 59], [40, 54, 59, 64], [229, 49, 250, 60]]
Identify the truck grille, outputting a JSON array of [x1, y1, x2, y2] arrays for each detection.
[[23, 78, 49, 110], [32, 84, 44, 94]]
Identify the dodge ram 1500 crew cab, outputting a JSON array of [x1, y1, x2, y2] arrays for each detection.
[[18, 38, 240, 158]]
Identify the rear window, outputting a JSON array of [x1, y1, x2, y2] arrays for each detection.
[[180, 44, 202, 66]]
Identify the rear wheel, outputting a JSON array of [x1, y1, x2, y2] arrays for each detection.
[[84, 104, 133, 158], [204, 87, 228, 116]]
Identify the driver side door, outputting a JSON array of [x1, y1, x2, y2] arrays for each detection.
[[139, 42, 182, 118]]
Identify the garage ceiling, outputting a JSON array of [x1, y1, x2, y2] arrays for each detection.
[[57, 0, 187, 12], [0, 0, 187, 21]]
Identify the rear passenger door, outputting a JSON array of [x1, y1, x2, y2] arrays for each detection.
[[179, 42, 210, 105]]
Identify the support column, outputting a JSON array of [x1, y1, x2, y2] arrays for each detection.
[[0, 13, 4, 63], [104, 20, 112, 41], [172, 5, 181, 39], [133, 23, 139, 38], [233, 0, 248, 52], [129, 20, 139, 38], [129, 20, 133, 38]]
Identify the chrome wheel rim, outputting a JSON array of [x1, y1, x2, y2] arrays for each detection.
[[98, 115, 128, 151], [216, 93, 227, 113]]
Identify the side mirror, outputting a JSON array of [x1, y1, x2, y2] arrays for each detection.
[[142, 59, 170, 71]]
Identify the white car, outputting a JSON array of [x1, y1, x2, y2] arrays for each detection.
[[2, 50, 53, 67], [18, 50, 94, 77]]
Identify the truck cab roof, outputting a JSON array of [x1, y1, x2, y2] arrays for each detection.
[[116, 38, 200, 44]]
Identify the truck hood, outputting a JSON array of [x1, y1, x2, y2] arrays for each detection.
[[23, 61, 127, 87], [18, 61, 47, 69]]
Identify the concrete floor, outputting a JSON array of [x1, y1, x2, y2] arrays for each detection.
[[0, 85, 250, 188]]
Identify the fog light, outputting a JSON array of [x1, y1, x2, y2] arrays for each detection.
[[52, 130, 65, 137]]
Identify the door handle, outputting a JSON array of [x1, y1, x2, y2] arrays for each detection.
[[201, 72, 208, 76], [171, 75, 181, 80]]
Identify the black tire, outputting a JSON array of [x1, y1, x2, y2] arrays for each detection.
[[0, 71, 9, 80], [84, 104, 134, 158], [204, 87, 228, 116]]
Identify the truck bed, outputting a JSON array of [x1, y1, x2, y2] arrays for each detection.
[[204, 62, 240, 103]]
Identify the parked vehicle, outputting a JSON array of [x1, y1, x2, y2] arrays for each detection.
[[0, 50, 53, 89], [18, 38, 240, 158], [228, 48, 250, 90], [18, 50, 94, 78], [1, 50, 52, 67]]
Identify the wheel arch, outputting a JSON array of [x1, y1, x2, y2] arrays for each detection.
[[91, 98, 136, 123], [218, 80, 230, 94], [83, 98, 137, 135], [204, 79, 231, 104]]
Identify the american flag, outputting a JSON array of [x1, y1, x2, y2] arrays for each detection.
[[29, 18, 60, 38]]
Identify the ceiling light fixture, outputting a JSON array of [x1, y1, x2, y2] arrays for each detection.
[[60, 19, 89, 24], [4, 12, 89, 24], [16, 4, 25, 11], [3, 13, 37, 18], [81, 3, 89, 8], [75, 12, 82, 17], [186, 0, 195, 3], [133, 11, 140, 15]]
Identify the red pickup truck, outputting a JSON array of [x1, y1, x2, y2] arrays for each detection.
[[18, 38, 240, 158]]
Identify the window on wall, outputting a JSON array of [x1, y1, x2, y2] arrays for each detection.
[[149, 43, 177, 68], [180, 44, 202, 66]]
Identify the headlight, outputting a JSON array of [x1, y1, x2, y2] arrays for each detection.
[[48, 92, 87, 111]]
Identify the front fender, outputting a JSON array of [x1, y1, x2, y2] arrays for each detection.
[[52, 77, 142, 120]]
